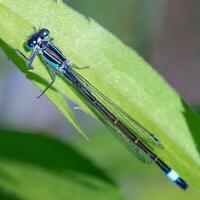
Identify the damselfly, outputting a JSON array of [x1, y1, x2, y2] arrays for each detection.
[[16, 28, 188, 190]]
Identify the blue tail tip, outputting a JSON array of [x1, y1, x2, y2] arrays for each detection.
[[166, 169, 189, 190]]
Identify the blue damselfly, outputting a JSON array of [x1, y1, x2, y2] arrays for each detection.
[[16, 28, 188, 190]]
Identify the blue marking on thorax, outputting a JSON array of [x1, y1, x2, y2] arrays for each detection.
[[51, 44, 66, 61], [42, 43, 68, 71], [42, 49, 61, 69], [46, 58, 60, 69]]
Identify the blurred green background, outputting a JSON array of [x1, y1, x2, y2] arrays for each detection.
[[0, 0, 200, 199]]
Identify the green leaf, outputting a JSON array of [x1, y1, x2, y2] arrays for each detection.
[[0, 129, 124, 200], [0, 0, 200, 191], [75, 128, 200, 200]]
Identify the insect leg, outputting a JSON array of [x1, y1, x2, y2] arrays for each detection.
[[37, 62, 56, 98]]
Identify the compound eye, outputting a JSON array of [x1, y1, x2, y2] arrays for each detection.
[[43, 31, 48, 36], [26, 38, 37, 50], [32, 40, 37, 45], [40, 29, 50, 38], [30, 39, 37, 48]]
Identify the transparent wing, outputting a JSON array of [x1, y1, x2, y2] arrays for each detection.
[[96, 109, 152, 163], [66, 67, 164, 163], [68, 67, 163, 149]]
